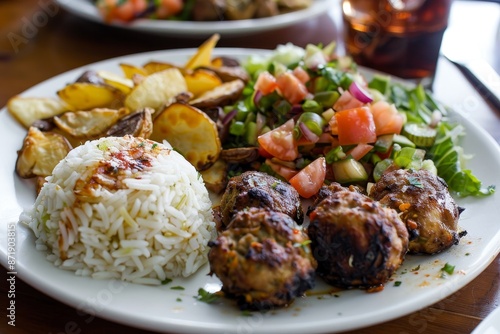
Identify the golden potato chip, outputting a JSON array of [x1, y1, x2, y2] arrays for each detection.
[[57, 83, 123, 110], [97, 70, 134, 94], [16, 126, 72, 178], [7, 96, 71, 128], [54, 108, 129, 139], [200, 159, 228, 194], [143, 61, 177, 75], [119, 63, 148, 79], [184, 69, 222, 97], [184, 33, 220, 70], [151, 103, 221, 170], [124, 68, 187, 112]]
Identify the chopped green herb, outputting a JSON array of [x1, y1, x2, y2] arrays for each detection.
[[441, 263, 455, 275], [394, 281, 402, 287], [411, 265, 420, 272], [408, 176, 423, 188], [195, 288, 220, 304], [271, 181, 279, 189], [170, 286, 185, 290], [176, 298, 182, 302], [138, 142, 145, 147], [161, 278, 172, 285], [465, 252, 470, 256], [152, 143, 158, 149]]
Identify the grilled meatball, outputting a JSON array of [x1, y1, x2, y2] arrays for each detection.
[[217, 171, 304, 229], [208, 207, 316, 310], [307, 182, 364, 215], [308, 190, 409, 289], [369, 169, 463, 254]]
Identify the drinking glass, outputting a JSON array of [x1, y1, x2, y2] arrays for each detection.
[[342, 0, 453, 86]]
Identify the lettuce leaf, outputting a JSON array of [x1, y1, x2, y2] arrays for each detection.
[[428, 122, 495, 197]]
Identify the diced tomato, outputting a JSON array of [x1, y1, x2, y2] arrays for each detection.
[[276, 72, 309, 105], [254, 71, 278, 95], [257, 119, 298, 161], [335, 107, 377, 145], [370, 100, 404, 135], [156, 0, 184, 19], [346, 143, 374, 161], [292, 67, 310, 84], [333, 90, 365, 111], [328, 112, 338, 135], [257, 145, 274, 159], [100, 0, 148, 22], [289, 157, 326, 198], [265, 159, 298, 181]]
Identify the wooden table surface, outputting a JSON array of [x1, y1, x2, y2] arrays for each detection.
[[1, 1, 499, 333]]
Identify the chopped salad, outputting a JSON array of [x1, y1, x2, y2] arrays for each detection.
[[221, 42, 495, 198]]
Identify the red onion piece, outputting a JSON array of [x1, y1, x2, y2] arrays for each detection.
[[349, 81, 373, 103], [253, 90, 263, 107], [256, 112, 266, 133], [222, 109, 237, 126], [299, 122, 320, 143]]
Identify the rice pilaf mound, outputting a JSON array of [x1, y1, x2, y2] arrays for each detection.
[[22, 135, 216, 285]]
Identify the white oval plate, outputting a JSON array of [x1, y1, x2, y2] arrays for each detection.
[[1, 48, 500, 334], [55, 0, 334, 37], [472, 306, 500, 334]]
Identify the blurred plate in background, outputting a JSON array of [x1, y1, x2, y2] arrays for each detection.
[[55, 0, 334, 37]]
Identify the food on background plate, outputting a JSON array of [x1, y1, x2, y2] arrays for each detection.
[[94, 0, 313, 23], [208, 207, 316, 310], [21, 136, 216, 284]]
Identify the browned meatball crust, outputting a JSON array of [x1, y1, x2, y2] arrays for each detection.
[[208, 207, 316, 310], [369, 169, 463, 254], [308, 190, 409, 289], [217, 171, 304, 229]]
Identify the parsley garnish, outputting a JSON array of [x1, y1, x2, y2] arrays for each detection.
[[170, 286, 185, 290], [152, 143, 158, 149], [194, 288, 219, 304], [394, 281, 402, 287], [411, 265, 420, 272], [441, 263, 455, 275], [161, 278, 172, 285]]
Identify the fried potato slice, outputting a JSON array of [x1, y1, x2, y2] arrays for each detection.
[[7, 96, 71, 128], [189, 79, 245, 109], [53, 107, 129, 139], [184, 69, 223, 97], [151, 103, 221, 170], [184, 33, 220, 70], [106, 108, 153, 138], [119, 63, 148, 79], [124, 68, 187, 112], [143, 61, 177, 75], [200, 159, 228, 194], [97, 70, 134, 94], [57, 82, 124, 110], [16, 126, 72, 178]]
